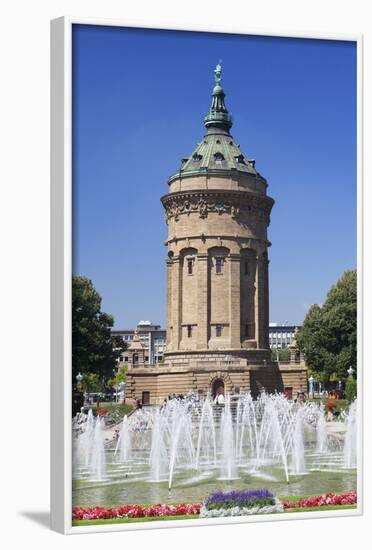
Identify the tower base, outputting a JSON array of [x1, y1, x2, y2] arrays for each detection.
[[126, 354, 307, 405]]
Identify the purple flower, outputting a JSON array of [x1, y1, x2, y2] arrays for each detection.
[[204, 489, 275, 510]]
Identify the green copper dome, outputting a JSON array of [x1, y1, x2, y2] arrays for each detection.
[[204, 62, 232, 131], [169, 63, 264, 184]]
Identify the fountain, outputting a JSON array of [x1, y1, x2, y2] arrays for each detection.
[[149, 408, 165, 482], [290, 406, 306, 474], [316, 403, 328, 454], [89, 415, 107, 480], [73, 408, 94, 469], [72, 394, 357, 496], [115, 414, 132, 462], [343, 400, 357, 468], [219, 393, 237, 479], [195, 397, 217, 469]]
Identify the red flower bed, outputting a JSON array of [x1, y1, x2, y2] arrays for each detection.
[[282, 490, 357, 509], [72, 503, 201, 521], [73, 491, 357, 521], [95, 408, 109, 416]]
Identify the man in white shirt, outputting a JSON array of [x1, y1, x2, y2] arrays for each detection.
[[214, 390, 225, 405]]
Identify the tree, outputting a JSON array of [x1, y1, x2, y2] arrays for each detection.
[[271, 347, 290, 362], [81, 372, 103, 393], [107, 364, 128, 401], [107, 364, 127, 390], [345, 379, 357, 403], [296, 270, 357, 385], [72, 276, 127, 384]]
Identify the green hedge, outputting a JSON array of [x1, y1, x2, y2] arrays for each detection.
[[345, 379, 357, 403]]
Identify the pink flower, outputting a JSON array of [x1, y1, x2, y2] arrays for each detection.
[[72, 502, 202, 521], [281, 491, 357, 510]]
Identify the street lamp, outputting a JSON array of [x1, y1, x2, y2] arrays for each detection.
[[308, 375, 315, 398], [76, 372, 83, 391], [118, 381, 125, 403], [347, 366, 355, 379]]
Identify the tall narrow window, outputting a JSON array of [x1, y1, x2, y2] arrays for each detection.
[[245, 324, 249, 338], [244, 261, 249, 275], [187, 259, 193, 275], [216, 257, 223, 274], [216, 324, 222, 337], [187, 325, 192, 338]]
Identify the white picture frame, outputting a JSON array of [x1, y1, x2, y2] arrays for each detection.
[[51, 16, 363, 534]]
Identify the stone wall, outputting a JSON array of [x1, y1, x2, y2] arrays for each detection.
[[126, 361, 307, 405]]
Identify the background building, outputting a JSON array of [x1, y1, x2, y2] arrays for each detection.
[[269, 323, 301, 349], [112, 320, 166, 366]]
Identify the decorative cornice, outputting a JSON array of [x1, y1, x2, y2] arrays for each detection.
[[165, 235, 271, 249], [161, 189, 274, 224]]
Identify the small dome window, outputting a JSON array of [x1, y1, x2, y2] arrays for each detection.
[[192, 153, 203, 162], [214, 152, 225, 164], [216, 139, 221, 144], [181, 157, 189, 166], [235, 154, 246, 165]]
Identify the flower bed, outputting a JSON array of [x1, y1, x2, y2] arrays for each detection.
[[72, 490, 357, 522], [282, 490, 357, 509], [72, 503, 201, 521], [200, 489, 283, 518]]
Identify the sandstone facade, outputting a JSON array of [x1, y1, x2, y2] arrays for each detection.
[[126, 64, 306, 404]]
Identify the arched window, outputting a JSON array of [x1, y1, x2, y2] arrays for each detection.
[[214, 152, 225, 164]]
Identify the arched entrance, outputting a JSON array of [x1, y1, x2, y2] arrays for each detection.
[[212, 378, 225, 399]]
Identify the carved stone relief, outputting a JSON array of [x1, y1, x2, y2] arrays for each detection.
[[164, 195, 253, 222]]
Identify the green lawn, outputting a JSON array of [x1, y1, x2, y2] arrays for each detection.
[[284, 504, 356, 513], [72, 504, 357, 526], [72, 515, 196, 526]]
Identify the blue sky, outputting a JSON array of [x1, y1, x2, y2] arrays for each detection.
[[72, 25, 356, 329]]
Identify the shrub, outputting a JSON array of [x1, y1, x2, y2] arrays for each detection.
[[345, 380, 357, 403]]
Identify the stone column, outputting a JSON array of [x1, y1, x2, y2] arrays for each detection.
[[262, 254, 270, 349], [197, 252, 209, 349], [255, 252, 270, 350], [171, 256, 182, 351], [229, 253, 241, 348], [254, 254, 264, 349], [166, 258, 173, 350]]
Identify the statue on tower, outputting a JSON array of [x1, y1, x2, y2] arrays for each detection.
[[214, 61, 222, 83]]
